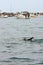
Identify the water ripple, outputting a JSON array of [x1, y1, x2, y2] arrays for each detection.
[[36, 62, 43, 65], [31, 39, 43, 43], [32, 51, 43, 53], [9, 57, 34, 62], [0, 60, 12, 63]]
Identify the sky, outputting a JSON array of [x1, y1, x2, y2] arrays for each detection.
[[0, 0, 43, 13]]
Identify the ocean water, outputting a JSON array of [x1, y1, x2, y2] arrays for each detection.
[[0, 16, 43, 65]]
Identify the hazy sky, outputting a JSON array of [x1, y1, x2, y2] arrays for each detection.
[[0, 0, 43, 12]]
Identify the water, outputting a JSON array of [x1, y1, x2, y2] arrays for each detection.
[[0, 16, 43, 65]]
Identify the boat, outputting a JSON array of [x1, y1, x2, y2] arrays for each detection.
[[0, 15, 8, 18], [15, 11, 30, 19], [3, 15, 8, 18], [16, 14, 25, 19]]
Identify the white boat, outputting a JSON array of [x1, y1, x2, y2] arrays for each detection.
[[30, 14, 37, 18], [0, 15, 8, 18], [16, 14, 25, 19], [3, 15, 8, 18]]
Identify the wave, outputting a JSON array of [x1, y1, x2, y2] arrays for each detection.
[[6, 42, 18, 44], [32, 39, 43, 43], [36, 62, 43, 65], [38, 27, 43, 29], [32, 51, 43, 53], [9, 57, 34, 62], [0, 60, 12, 62]]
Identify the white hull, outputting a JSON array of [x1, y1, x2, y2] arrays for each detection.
[[0, 15, 8, 18], [16, 14, 25, 19]]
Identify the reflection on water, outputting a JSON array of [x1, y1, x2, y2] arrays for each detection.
[[0, 16, 43, 65]]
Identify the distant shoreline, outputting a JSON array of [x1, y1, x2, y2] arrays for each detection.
[[0, 11, 43, 18]]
